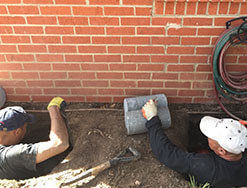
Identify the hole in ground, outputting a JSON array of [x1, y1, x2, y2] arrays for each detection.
[[187, 112, 246, 153]]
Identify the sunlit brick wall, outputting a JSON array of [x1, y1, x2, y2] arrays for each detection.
[[0, 0, 246, 103]]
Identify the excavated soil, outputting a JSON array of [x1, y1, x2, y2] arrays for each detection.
[[0, 102, 246, 188]]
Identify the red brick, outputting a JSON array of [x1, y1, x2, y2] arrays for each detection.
[[136, 7, 152, 16], [239, 56, 247, 64], [76, 27, 104, 34], [71, 88, 96, 95], [40, 72, 67, 79], [32, 36, 61, 44], [12, 72, 39, 79], [138, 64, 164, 71], [14, 26, 43, 34], [125, 89, 151, 96], [23, 63, 51, 71], [110, 80, 136, 87], [53, 63, 80, 70], [224, 56, 238, 64], [167, 64, 194, 72], [152, 17, 181, 25], [197, 2, 207, 14], [2, 36, 30, 43], [214, 17, 235, 26], [226, 65, 247, 72], [108, 46, 135, 54], [168, 28, 196, 36], [152, 37, 179, 45], [78, 46, 106, 53], [83, 80, 109, 87], [155, 0, 164, 15], [86, 96, 112, 103], [193, 82, 213, 89], [6, 54, 34, 61], [65, 55, 93, 62], [123, 55, 150, 62], [18, 45, 47, 52], [165, 81, 191, 88], [58, 17, 88, 25], [107, 27, 135, 35], [0, 26, 12, 34], [176, 2, 185, 15], [196, 65, 211, 72], [0, 63, 22, 70], [55, 80, 81, 87], [165, 2, 175, 15], [92, 37, 120, 44], [152, 89, 177, 97], [97, 72, 123, 79], [24, 0, 53, 3], [0, 0, 20, 3], [8, 6, 39, 14], [104, 7, 134, 15], [151, 55, 178, 63], [0, 80, 25, 87], [137, 46, 164, 54], [16, 88, 42, 95], [0, 72, 10, 79], [68, 72, 95, 79], [219, 2, 229, 14], [94, 55, 121, 62], [73, 7, 103, 15], [152, 73, 178, 80], [186, 2, 196, 15], [90, 17, 119, 25], [121, 18, 150, 26], [27, 16, 57, 25], [184, 18, 213, 26], [123, 0, 152, 5], [7, 96, 31, 102], [226, 46, 247, 54], [27, 80, 53, 87], [0, 45, 17, 52], [40, 6, 71, 15], [208, 2, 218, 15], [89, 0, 119, 5], [98, 89, 123, 95], [55, 0, 86, 4], [181, 37, 210, 45], [180, 56, 208, 63], [62, 36, 90, 44], [48, 45, 77, 53], [240, 3, 247, 14], [167, 47, 194, 54], [180, 73, 208, 80], [36, 54, 64, 62], [138, 81, 163, 88], [198, 28, 225, 36], [229, 3, 240, 14], [179, 90, 205, 97], [110, 64, 136, 71], [0, 16, 25, 24], [122, 37, 151, 45], [44, 88, 70, 95], [45, 27, 74, 34], [137, 27, 165, 35], [81, 63, 108, 71], [0, 55, 5, 62], [124, 72, 150, 79], [0, 6, 7, 14]]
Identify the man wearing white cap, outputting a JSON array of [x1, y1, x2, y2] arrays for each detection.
[[142, 100, 247, 188], [0, 97, 70, 180]]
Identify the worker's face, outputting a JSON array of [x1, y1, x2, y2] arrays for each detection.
[[208, 138, 221, 155]]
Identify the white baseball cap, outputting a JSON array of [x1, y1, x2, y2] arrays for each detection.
[[200, 116, 247, 154]]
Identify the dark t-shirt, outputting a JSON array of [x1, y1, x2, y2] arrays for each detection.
[[146, 116, 247, 188], [0, 143, 38, 180]]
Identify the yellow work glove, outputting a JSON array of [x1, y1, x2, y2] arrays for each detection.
[[142, 99, 157, 120], [47, 97, 66, 110]]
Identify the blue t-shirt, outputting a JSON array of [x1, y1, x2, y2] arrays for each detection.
[[0, 143, 38, 180]]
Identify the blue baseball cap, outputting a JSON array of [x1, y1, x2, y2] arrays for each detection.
[[0, 106, 35, 131]]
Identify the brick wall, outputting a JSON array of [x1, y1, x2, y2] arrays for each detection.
[[0, 0, 247, 103]]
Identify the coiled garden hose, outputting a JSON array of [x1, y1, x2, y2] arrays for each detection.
[[211, 17, 247, 120]]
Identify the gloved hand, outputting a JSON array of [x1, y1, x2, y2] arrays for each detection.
[[142, 99, 157, 120], [47, 97, 66, 110]]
